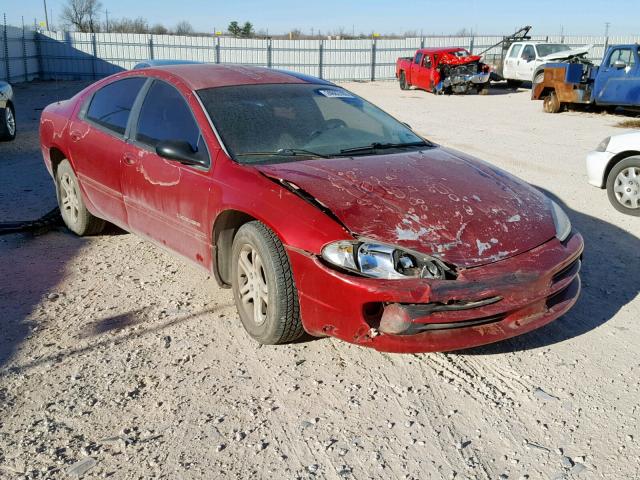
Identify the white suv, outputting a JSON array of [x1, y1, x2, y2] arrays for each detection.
[[587, 131, 640, 215]]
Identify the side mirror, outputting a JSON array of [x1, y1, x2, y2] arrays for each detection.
[[613, 59, 627, 69], [526, 55, 535, 62], [156, 140, 206, 167]]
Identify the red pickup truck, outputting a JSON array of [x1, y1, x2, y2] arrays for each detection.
[[396, 47, 491, 95]]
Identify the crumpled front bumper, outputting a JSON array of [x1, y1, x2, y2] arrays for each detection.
[[286, 233, 584, 353], [443, 72, 490, 87]]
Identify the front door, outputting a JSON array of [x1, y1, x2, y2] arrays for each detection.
[[121, 79, 214, 270], [417, 54, 434, 90], [516, 44, 536, 81], [595, 46, 640, 105]]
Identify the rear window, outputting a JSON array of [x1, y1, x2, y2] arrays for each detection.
[[86, 77, 146, 135]]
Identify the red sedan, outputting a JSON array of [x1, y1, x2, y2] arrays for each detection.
[[39, 65, 583, 353]]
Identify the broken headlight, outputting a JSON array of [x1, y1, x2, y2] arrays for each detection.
[[549, 200, 572, 242], [321, 240, 450, 280]]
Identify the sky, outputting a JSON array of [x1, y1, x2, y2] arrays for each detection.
[[3, 0, 639, 36]]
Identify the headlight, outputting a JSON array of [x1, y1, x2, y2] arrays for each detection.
[[321, 240, 451, 280], [549, 200, 571, 241], [595, 136, 610, 152]]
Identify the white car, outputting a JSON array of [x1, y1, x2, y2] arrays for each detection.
[[501, 42, 591, 86], [0, 80, 16, 141], [587, 131, 640, 215]]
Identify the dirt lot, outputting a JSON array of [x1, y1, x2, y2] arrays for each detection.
[[1, 80, 639, 480]]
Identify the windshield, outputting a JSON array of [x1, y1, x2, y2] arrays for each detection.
[[536, 44, 573, 57], [197, 83, 428, 164]]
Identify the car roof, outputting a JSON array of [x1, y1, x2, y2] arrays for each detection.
[[138, 64, 333, 90], [133, 59, 202, 69]]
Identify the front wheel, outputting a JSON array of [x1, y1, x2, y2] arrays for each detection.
[[543, 91, 562, 113], [0, 104, 16, 141], [231, 221, 304, 344], [607, 156, 640, 216], [55, 159, 105, 235]]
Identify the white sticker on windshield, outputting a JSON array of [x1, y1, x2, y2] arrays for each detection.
[[318, 89, 355, 98]]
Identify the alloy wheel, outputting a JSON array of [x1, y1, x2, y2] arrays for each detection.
[[6, 107, 15, 136], [60, 173, 80, 224], [237, 245, 269, 326], [614, 166, 640, 209]]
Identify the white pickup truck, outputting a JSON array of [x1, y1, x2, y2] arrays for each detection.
[[497, 41, 592, 86]]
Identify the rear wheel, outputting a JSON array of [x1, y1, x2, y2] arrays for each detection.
[[399, 72, 409, 90], [533, 71, 545, 85], [543, 91, 562, 113], [607, 156, 640, 216], [0, 103, 16, 141], [231, 221, 304, 344], [55, 159, 105, 235]]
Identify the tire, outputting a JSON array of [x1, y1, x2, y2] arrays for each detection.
[[506, 79, 522, 89], [399, 72, 409, 90], [606, 156, 640, 216], [231, 221, 304, 344], [55, 159, 105, 235], [0, 103, 16, 141], [477, 83, 490, 95], [533, 71, 544, 85], [543, 91, 562, 113]]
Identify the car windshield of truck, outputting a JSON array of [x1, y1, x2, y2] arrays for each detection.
[[536, 44, 572, 57], [198, 83, 431, 164]]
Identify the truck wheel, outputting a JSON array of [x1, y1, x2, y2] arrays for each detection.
[[399, 72, 409, 90], [607, 156, 640, 216], [533, 71, 544, 85], [506, 79, 522, 89], [543, 91, 562, 113]]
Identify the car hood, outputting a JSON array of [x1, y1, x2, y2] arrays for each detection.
[[255, 147, 557, 268], [540, 45, 591, 61]]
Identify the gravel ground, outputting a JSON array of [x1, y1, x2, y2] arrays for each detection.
[[0, 80, 639, 480]]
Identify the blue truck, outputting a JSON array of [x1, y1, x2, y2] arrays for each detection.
[[532, 44, 640, 113]]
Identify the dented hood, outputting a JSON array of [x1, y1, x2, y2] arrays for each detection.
[[540, 45, 592, 61], [255, 147, 557, 268]]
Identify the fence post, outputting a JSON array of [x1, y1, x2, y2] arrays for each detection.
[[266, 37, 272, 68], [215, 36, 220, 64], [370, 38, 377, 82], [91, 33, 97, 79], [469, 36, 474, 54], [420, 36, 424, 49], [318, 40, 323, 79], [34, 30, 43, 80], [22, 20, 29, 82], [148, 36, 154, 60], [2, 14, 9, 83]]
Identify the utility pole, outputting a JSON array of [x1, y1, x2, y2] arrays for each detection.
[[42, 0, 49, 29], [104, 9, 109, 32]]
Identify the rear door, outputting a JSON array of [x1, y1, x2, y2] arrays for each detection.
[[503, 43, 522, 80], [594, 46, 640, 105], [120, 78, 214, 269], [68, 77, 147, 227]]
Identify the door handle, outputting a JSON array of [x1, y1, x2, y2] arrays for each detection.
[[123, 153, 137, 165], [70, 131, 82, 141]]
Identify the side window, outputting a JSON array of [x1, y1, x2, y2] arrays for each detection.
[[609, 48, 634, 67], [86, 77, 146, 135], [422, 55, 432, 68], [521, 45, 535, 60], [414, 53, 423, 65], [509, 44, 522, 58], [136, 80, 208, 163]]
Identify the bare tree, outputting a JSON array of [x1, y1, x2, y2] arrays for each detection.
[[174, 21, 194, 35], [108, 17, 149, 34], [60, 0, 102, 33], [150, 23, 168, 35]]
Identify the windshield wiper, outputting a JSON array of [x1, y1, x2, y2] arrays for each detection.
[[236, 148, 330, 159], [338, 141, 431, 156]]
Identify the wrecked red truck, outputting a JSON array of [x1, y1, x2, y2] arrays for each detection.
[[40, 64, 582, 353], [396, 47, 491, 94]]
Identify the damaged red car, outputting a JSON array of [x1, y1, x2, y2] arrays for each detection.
[[396, 47, 491, 94], [40, 65, 583, 353]]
